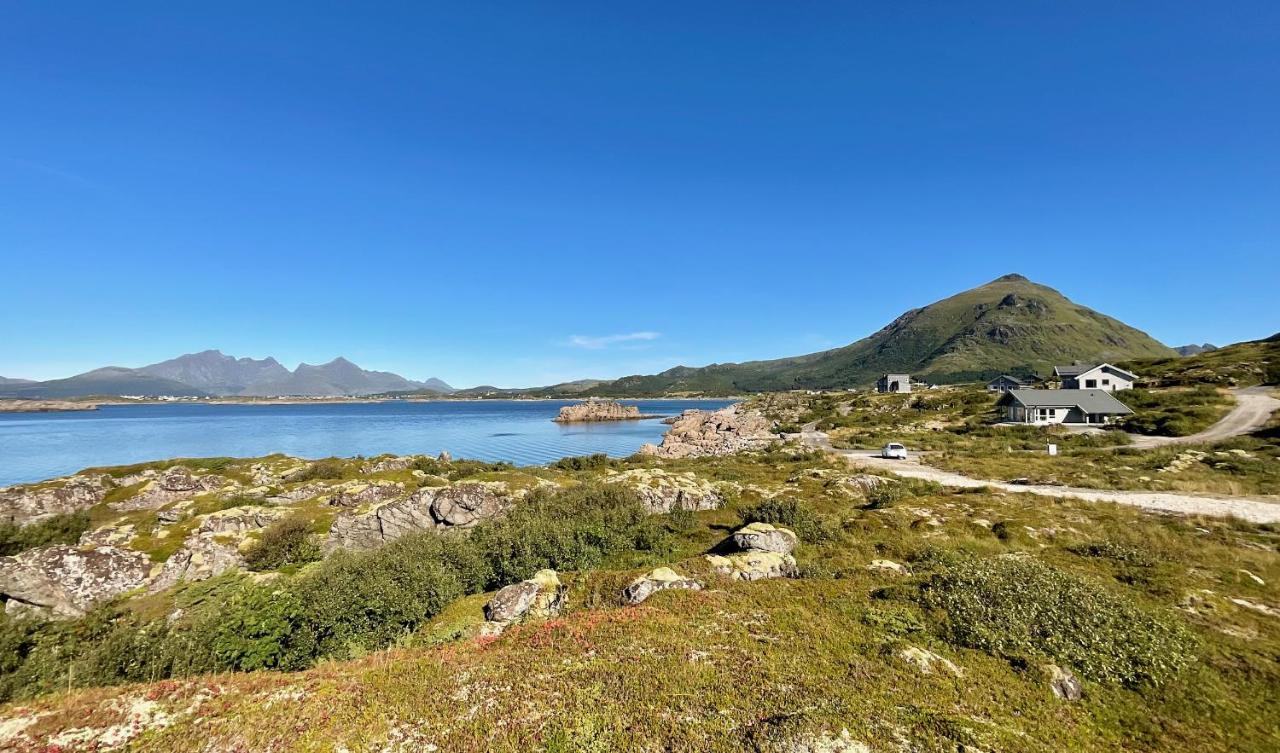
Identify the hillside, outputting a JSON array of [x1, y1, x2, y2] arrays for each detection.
[[1122, 335, 1280, 388], [583, 275, 1175, 395], [0, 368, 208, 399], [138, 350, 291, 393]]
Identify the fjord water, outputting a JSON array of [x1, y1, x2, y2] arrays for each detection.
[[0, 399, 734, 487]]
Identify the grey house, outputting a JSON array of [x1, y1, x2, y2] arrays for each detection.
[[1000, 389, 1133, 426], [876, 374, 911, 394], [986, 374, 1035, 393]]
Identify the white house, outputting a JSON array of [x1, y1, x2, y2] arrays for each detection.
[[1052, 363, 1137, 392], [1000, 389, 1134, 426]]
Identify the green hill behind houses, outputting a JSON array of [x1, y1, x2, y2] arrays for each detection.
[[1120, 334, 1280, 388], [576, 274, 1176, 396]]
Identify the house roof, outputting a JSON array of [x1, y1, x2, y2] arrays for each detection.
[[1052, 363, 1138, 381], [988, 374, 1033, 385], [1053, 364, 1093, 377], [1005, 389, 1134, 415]]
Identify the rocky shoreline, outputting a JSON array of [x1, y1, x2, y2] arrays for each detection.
[[0, 399, 99, 413]]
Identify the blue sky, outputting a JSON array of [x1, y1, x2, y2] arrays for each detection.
[[2, 3, 1277, 387]]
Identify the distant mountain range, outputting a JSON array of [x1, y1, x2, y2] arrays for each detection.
[[0, 351, 452, 398], [1175, 343, 1218, 357], [547, 274, 1177, 396]]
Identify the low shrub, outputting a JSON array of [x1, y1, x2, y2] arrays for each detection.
[[288, 458, 349, 482], [0, 511, 92, 556], [739, 497, 831, 541], [550, 453, 616, 471], [917, 555, 1196, 687], [243, 515, 322, 571]]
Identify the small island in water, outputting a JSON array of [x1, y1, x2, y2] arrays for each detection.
[[552, 398, 658, 423]]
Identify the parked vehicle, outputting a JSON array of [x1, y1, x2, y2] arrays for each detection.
[[881, 442, 908, 460]]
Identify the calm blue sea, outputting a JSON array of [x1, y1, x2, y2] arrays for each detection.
[[0, 399, 734, 486]]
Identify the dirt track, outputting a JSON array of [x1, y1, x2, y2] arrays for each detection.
[[1126, 386, 1280, 449], [800, 431, 1280, 524]]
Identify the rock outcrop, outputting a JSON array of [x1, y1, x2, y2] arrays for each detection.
[[602, 469, 723, 514], [110, 467, 224, 511], [705, 522, 801, 581], [482, 569, 566, 630], [705, 551, 799, 581], [1046, 664, 1083, 701], [640, 405, 778, 458], [0, 545, 152, 618], [552, 399, 648, 423], [730, 522, 798, 555], [622, 567, 702, 605], [0, 475, 110, 526], [149, 535, 245, 593], [325, 482, 511, 552]]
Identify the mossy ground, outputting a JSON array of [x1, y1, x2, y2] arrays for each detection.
[[3, 448, 1279, 752]]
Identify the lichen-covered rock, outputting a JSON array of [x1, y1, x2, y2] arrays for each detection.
[[0, 545, 152, 618], [0, 475, 110, 526], [899, 646, 963, 676], [78, 524, 137, 548], [836, 474, 895, 497], [110, 468, 223, 511], [483, 569, 566, 625], [430, 482, 507, 527], [149, 534, 246, 593], [1045, 664, 1083, 701], [731, 522, 798, 554], [552, 399, 646, 423], [705, 551, 798, 581], [602, 469, 723, 514], [640, 405, 778, 458], [198, 506, 285, 535], [361, 455, 419, 474], [622, 567, 702, 605], [867, 559, 909, 576], [325, 482, 511, 552], [327, 480, 406, 508]]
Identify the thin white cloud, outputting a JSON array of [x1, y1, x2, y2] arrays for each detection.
[[564, 331, 661, 350]]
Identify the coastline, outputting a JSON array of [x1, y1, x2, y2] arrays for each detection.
[[0, 395, 745, 413]]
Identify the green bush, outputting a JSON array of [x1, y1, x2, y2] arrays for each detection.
[[550, 453, 616, 471], [865, 483, 906, 509], [738, 497, 831, 541], [243, 515, 322, 571], [918, 555, 1196, 687], [0, 511, 92, 556], [288, 458, 350, 482]]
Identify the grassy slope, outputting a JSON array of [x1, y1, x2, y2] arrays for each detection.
[[3, 456, 1278, 752], [579, 275, 1174, 396], [1121, 336, 1280, 389]]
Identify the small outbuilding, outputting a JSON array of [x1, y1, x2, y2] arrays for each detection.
[[1052, 363, 1137, 392], [1000, 389, 1134, 426], [876, 374, 911, 394]]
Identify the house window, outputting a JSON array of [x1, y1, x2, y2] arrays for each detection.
[[1102, 379, 1110, 386], [1085, 379, 1097, 388]]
